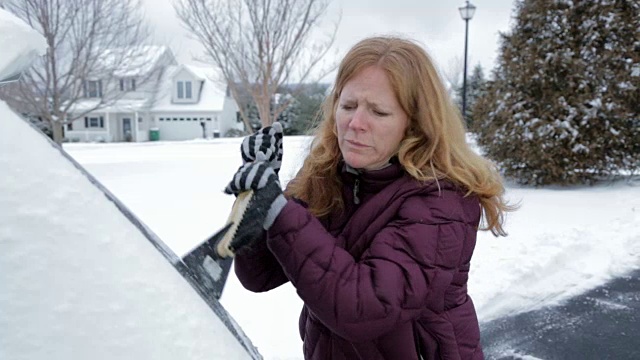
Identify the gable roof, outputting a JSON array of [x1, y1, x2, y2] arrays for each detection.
[[100, 45, 174, 77], [174, 64, 206, 81], [150, 65, 228, 113]]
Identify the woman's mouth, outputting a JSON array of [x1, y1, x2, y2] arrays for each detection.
[[346, 140, 369, 148]]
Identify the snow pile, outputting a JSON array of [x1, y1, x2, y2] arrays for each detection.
[[0, 8, 47, 82], [471, 183, 640, 322]]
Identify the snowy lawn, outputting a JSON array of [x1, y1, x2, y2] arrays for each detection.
[[65, 138, 640, 360]]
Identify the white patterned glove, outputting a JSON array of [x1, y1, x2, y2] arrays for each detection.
[[225, 152, 287, 231], [241, 122, 283, 174]]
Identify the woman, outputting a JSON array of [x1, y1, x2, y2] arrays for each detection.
[[224, 36, 513, 360]]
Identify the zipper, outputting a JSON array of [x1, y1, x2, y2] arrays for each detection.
[[353, 178, 360, 205]]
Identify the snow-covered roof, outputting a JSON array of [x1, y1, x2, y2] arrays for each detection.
[[179, 64, 207, 81], [151, 64, 228, 113], [70, 98, 150, 114], [100, 45, 172, 77]]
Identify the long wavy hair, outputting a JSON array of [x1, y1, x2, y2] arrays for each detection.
[[286, 36, 515, 236]]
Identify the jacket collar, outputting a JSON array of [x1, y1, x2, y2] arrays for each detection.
[[340, 158, 405, 194]]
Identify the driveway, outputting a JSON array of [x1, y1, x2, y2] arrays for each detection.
[[481, 269, 640, 359]]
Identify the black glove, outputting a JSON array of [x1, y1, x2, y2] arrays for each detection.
[[241, 122, 283, 174], [225, 152, 288, 233]]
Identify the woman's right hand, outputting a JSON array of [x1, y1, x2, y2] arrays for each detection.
[[241, 122, 283, 174]]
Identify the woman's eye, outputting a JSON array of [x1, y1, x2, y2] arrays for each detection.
[[373, 110, 389, 116], [340, 104, 355, 110]]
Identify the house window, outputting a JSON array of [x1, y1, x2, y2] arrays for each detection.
[[84, 116, 104, 128], [206, 117, 212, 121], [173, 118, 177, 121], [177, 81, 184, 99], [180, 117, 184, 121], [185, 81, 192, 99], [159, 117, 164, 121], [138, 117, 143, 123], [186, 117, 191, 121], [120, 78, 136, 91], [67, 122, 73, 130], [85, 80, 102, 98]]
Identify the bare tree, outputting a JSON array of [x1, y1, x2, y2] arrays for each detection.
[[173, 0, 338, 131], [0, 0, 151, 144], [440, 55, 465, 101]]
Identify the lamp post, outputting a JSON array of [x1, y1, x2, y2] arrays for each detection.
[[458, 1, 476, 124]]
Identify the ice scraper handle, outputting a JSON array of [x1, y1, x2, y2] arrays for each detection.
[[220, 154, 287, 253], [213, 190, 255, 258]]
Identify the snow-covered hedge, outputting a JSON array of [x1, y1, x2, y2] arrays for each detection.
[[473, 0, 639, 185]]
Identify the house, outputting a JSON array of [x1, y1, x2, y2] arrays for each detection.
[[150, 64, 241, 141], [66, 46, 241, 142]]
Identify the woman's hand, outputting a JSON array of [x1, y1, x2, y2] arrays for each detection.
[[225, 152, 288, 233], [241, 122, 283, 174]]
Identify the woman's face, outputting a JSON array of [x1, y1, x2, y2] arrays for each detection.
[[336, 66, 409, 171]]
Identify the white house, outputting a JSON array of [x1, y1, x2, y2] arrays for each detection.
[[67, 46, 241, 142]]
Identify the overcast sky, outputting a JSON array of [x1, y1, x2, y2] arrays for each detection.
[[141, 0, 518, 82]]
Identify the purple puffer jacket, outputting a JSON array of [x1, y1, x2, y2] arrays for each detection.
[[234, 162, 483, 360]]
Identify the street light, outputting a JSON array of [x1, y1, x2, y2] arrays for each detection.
[[458, 0, 476, 124]]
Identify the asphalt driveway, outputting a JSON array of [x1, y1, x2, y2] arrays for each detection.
[[481, 269, 640, 359]]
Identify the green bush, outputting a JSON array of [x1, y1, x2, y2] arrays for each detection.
[[474, 0, 639, 185]]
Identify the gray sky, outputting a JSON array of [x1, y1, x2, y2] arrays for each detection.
[[141, 0, 518, 81]]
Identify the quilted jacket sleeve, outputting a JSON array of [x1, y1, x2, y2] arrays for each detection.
[[266, 191, 476, 343], [234, 232, 289, 292]]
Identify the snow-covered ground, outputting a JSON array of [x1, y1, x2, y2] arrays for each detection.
[[64, 137, 640, 360]]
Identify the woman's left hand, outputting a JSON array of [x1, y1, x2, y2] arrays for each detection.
[[240, 122, 283, 174], [225, 152, 288, 231]]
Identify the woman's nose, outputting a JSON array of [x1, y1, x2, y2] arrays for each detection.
[[349, 108, 367, 131]]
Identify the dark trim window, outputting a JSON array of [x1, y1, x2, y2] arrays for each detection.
[[120, 78, 136, 91], [159, 117, 164, 121], [84, 116, 104, 128], [85, 80, 102, 98]]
